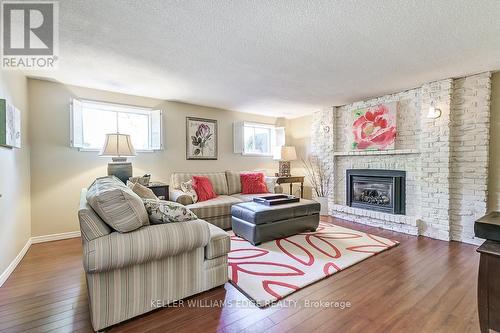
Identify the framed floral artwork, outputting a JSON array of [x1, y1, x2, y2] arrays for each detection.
[[351, 102, 397, 151], [186, 117, 218, 160]]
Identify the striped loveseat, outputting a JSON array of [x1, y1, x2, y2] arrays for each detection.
[[170, 171, 283, 229], [78, 183, 229, 331]]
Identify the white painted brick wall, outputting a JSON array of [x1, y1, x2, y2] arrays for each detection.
[[310, 72, 491, 243], [449, 72, 491, 245], [419, 79, 453, 241], [311, 107, 335, 210]]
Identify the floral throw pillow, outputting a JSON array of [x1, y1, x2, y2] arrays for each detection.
[[180, 180, 198, 203], [143, 199, 198, 223]]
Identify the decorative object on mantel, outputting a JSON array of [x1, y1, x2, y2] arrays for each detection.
[[186, 117, 218, 160], [427, 101, 442, 119], [100, 133, 136, 183], [302, 156, 331, 215], [351, 102, 397, 151], [278, 146, 296, 177], [0, 98, 21, 148]]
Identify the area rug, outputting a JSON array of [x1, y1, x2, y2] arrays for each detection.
[[228, 222, 399, 306]]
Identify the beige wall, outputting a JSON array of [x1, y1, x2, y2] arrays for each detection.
[[28, 79, 279, 236], [0, 72, 31, 276], [489, 72, 500, 211], [285, 114, 314, 198]]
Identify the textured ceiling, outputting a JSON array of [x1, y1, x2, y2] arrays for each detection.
[[25, 0, 500, 117]]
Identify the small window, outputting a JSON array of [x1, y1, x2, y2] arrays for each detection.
[[233, 121, 285, 157], [70, 99, 163, 151]]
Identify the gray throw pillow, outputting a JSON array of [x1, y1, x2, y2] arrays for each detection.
[[127, 180, 158, 200], [86, 176, 149, 233]]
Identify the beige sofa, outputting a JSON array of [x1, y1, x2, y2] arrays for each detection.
[[170, 171, 282, 229], [78, 177, 230, 331]]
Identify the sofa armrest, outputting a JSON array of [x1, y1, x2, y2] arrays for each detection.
[[170, 189, 194, 205], [83, 219, 210, 273], [205, 224, 230, 259]]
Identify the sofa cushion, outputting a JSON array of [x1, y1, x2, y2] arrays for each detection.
[[171, 172, 228, 195], [83, 219, 210, 273], [226, 170, 245, 194], [86, 176, 149, 233], [226, 170, 276, 194], [143, 199, 198, 223], [186, 195, 242, 219], [205, 224, 230, 259], [230, 192, 272, 202]]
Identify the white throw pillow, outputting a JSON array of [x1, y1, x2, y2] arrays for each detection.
[[265, 176, 278, 194], [181, 180, 198, 203], [143, 199, 198, 223]]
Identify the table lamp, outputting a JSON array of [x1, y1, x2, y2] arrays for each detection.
[[279, 146, 296, 177], [100, 133, 136, 183]]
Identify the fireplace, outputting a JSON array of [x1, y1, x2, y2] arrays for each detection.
[[346, 169, 405, 215]]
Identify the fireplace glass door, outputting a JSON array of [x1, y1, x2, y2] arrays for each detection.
[[346, 169, 405, 215], [352, 180, 393, 208]]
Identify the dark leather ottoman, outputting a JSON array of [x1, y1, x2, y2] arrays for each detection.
[[231, 199, 320, 245]]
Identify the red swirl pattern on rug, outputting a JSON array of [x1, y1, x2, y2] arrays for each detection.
[[228, 222, 399, 306]]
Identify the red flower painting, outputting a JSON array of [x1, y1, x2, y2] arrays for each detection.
[[351, 102, 397, 150]]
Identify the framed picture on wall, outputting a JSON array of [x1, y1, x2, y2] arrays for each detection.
[[0, 98, 21, 149], [186, 117, 218, 160], [351, 101, 397, 151]]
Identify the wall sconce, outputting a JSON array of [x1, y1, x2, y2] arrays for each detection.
[[320, 121, 330, 133], [427, 102, 442, 119]]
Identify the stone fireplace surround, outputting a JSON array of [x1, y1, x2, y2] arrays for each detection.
[[310, 72, 491, 244]]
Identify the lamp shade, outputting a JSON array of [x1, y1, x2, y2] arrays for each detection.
[[280, 146, 297, 161], [99, 133, 136, 157]]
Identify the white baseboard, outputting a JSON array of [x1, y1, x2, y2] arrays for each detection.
[[31, 231, 81, 244], [0, 238, 32, 288], [0, 231, 81, 288]]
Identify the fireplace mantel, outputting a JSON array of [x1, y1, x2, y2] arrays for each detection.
[[333, 149, 420, 156]]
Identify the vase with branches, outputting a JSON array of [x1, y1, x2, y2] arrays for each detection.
[[302, 156, 332, 215]]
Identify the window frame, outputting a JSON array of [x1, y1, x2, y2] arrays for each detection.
[[242, 122, 274, 157], [70, 98, 163, 152]]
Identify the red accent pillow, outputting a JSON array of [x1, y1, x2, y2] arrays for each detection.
[[240, 173, 269, 194], [192, 176, 217, 202]]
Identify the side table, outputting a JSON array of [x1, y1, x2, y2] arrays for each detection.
[[146, 182, 169, 201], [276, 176, 305, 198]]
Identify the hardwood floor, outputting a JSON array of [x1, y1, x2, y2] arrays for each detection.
[[0, 217, 481, 333]]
